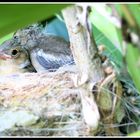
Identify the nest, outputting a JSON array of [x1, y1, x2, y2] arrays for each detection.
[[0, 65, 139, 136], [0, 69, 91, 136]]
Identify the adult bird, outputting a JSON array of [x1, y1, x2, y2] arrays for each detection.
[[0, 24, 74, 75]]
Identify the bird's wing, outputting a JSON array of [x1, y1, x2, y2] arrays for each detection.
[[32, 49, 74, 72]]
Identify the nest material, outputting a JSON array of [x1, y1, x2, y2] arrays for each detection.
[[0, 69, 93, 136], [0, 68, 139, 136]]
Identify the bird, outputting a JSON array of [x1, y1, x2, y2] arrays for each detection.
[[0, 24, 74, 75], [0, 39, 36, 75]]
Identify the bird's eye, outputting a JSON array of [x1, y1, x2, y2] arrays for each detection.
[[13, 36, 19, 42], [11, 49, 19, 57], [14, 35, 20, 42], [14, 36, 18, 39]]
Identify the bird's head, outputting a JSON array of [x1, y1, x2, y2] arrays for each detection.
[[13, 24, 43, 46], [0, 39, 35, 75]]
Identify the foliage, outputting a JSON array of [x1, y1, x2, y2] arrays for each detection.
[[0, 4, 69, 39], [90, 4, 140, 93], [129, 130, 140, 136]]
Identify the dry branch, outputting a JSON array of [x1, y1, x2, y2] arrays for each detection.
[[62, 5, 125, 136], [62, 6, 105, 86], [62, 5, 105, 131]]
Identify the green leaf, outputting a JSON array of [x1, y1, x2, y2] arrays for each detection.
[[0, 32, 13, 45], [0, 4, 70, 39], [127, 4, 140, 27], [115, 4, 140, 93], [90, 4, 123, 53], [115, 4, 140, 33], [92, 25, 123, 68], [129, 130, 140, 136], [126, 44, 140, 93]]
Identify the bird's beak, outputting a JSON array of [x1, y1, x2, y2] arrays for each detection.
[[0, 52, 12, 60]]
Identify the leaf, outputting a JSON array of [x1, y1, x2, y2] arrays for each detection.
[[0, 4, 69, 39], [127, 4, 140, 27], [126, 44, 140, 93], [129, 131, 140, 136], [0, 32, 13, 45], [90, 4, 122, 52], [92, 25, 123, 68], [115, 4, 140, 35], [90, 4, 124, 71], [115, 4, 140, 93]]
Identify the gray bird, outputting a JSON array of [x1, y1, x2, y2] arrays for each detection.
[[0, 24, 74, 75], [0, 39, 36, 75]]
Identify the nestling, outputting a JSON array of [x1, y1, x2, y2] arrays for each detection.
[[0, 24, 74, 75], [0, 39, 36, 75]]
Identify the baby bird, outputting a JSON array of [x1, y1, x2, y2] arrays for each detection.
[[0, 39, 36, 75], [0, 24, 74, 75]]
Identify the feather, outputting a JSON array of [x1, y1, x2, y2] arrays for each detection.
[[35, 49, 75, 72]]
